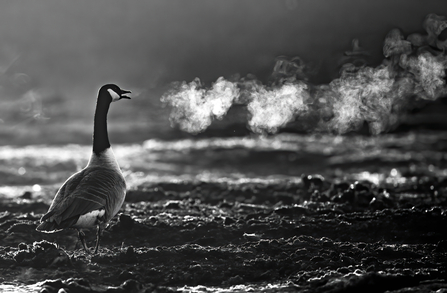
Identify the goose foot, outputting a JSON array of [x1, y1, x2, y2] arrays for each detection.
[[77, 229, 91, 254], [93, 225, 103, 254]]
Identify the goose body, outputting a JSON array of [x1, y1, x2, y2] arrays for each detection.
[[36, 84, 131, 254]]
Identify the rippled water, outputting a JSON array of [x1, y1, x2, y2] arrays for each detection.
[[0, 284, 40, 293], [0, 281, 296, 293], [179, 281, 297, 292], [1, 130, 446, 200]]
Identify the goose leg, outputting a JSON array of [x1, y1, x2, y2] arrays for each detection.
[[93, 225, 103, 254], [78, 229, 90, 254]]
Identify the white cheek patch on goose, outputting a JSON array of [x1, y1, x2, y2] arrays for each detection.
[[74, 209, 105, 228], [107, 89, 121, 102]]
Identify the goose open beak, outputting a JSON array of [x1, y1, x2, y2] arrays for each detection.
[[120, 90, 131, 99]]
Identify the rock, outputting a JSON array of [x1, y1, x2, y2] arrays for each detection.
[[310, 190, 330, 202], [274, 205, 308, 216], [65, 278, 92, 292], [119, 246, 138, 263], [118, 214, 134, 230], [40, 279, 65, 293], [302, 174, 325, 190], [21, 191, 32, 199], [226, 275, 244, 286], [18, 242, 28, 250], [118, 270, 136, 281], [224, 217, 236, 225], [106, 279, 144, 293], [164, 200, 181, 209], [13, 240, 70, 268]]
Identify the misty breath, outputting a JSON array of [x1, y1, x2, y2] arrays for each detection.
[[161, 77, 239, 134], [162, 13, 447, 135], [247, 82, 309, 134]]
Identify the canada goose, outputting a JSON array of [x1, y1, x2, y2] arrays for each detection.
[[36, 84, 131, 254]]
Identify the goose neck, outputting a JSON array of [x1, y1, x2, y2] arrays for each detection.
[[93, 97, 111, 155]]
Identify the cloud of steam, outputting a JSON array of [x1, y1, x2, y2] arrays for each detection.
[[323, 66, 396, 135], [400, 53, 446, 100], [161, 77, 239, 134], [161, 13, 447, 135], [247, 82, 309, 133]]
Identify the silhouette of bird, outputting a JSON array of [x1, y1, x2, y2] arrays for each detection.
[[36, 84, 131, 254]]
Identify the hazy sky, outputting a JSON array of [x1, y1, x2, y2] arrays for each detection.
[[0, 0, 445, 98]]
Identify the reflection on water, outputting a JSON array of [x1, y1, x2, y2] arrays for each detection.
[[0, 131, 446, 199], [179, 281, 297, 293], [0, 281, 296, 293], [0, 283, 41, 293]]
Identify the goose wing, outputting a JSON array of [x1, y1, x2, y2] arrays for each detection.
[[41, 166, 125, 228]]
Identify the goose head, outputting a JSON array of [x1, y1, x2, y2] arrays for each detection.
[[99, 84, 132, 103]]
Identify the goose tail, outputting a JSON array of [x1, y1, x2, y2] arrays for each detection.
[[36, 210, 59, 232], [36, 211, 78, 233], [36, 221, 60, 233]]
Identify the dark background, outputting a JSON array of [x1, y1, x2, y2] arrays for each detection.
[[0, 0, 445, 144]]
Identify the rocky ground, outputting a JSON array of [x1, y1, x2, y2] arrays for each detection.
[[0, 131, 446, 292]]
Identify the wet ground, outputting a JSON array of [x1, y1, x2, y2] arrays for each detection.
[[0, 131, 446, 292]]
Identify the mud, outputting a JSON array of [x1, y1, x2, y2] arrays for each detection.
[[0, 172, 446, 292]]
